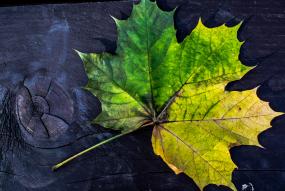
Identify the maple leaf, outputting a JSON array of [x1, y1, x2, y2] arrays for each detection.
[[53, 0, 280, 190]]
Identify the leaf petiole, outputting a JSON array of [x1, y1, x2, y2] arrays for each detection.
[[52, 131, 132, 171]]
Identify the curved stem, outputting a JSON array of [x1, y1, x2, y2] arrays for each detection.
[[52, 132, 130, 171]]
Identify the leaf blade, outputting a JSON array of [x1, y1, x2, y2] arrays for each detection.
[[79, 0, 281, 190]]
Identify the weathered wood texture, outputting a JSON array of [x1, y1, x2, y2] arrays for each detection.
[[0, 0, 284, 190]]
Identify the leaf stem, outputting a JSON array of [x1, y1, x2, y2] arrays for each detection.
[[52, 132, 130, 171]]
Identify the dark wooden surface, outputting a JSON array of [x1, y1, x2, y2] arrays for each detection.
[[0, 0, 285, 190]]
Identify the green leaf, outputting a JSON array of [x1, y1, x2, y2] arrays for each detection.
[[75, 0, 280, 190]]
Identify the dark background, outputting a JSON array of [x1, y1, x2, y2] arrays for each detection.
[[0, 0, 285, 190]]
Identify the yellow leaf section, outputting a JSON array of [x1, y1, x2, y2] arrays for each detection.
[[152, 85, 280, 190]]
